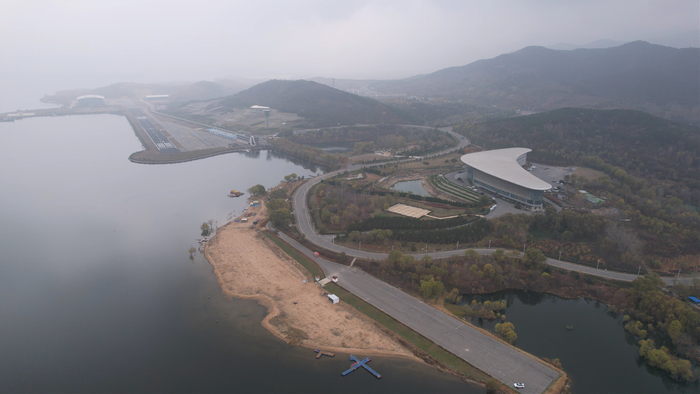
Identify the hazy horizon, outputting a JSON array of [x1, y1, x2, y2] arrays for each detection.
[[2, 0, 698, 112]]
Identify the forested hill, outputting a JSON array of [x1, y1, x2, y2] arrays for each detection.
[[218, 80, 414, 127], [371, 42, 700, 125], [455, 108, 700, 203]]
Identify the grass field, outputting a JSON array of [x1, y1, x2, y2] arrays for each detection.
[[262, 231, 325, 279]]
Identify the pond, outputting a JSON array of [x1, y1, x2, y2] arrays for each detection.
[[304, 140, 357, 153], [463, 290, 698, 394], [391, 180, 431, 197]]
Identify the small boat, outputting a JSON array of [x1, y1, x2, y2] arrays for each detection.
[[228, 189, 244, 198]]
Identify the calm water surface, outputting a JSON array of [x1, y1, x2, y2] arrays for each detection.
[[0, 115, 477, 393], [392, 180, 430, 196], [465, 291, 699, 394], [305, 141, 356, 153]]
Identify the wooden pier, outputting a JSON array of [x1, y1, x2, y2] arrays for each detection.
[[314, 349, 335, 359]]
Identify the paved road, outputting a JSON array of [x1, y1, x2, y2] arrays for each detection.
[[291, 142, 696, 286], [135, 116, 179, 153], [272, 228, 560, 394]]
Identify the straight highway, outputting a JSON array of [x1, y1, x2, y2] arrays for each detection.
[[272, 228, 560, 394]]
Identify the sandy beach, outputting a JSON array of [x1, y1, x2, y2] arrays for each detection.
[[205, 201, 415, 359]]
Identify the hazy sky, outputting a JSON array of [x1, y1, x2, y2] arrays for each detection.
[[2, 0, 698, 90]]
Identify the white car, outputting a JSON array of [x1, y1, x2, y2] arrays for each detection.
[[514, 382, 525, 389]]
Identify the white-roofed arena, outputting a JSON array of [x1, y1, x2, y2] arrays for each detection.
[[460, 148, 550, 211]]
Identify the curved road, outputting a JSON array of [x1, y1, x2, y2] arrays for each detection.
[[278, 126, 694, 392], [290, 131, 695, 286]]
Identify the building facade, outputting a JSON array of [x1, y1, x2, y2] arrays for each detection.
[[460, 148, 550, 210]]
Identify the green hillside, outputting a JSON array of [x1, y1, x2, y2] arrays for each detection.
[[218, 80, 415, 127], [456, 108, 699, 192]]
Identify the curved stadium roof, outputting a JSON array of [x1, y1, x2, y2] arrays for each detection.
[[461, 148, 551, 191]]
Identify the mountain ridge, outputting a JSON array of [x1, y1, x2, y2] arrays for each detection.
[[370, 41, 699, 124]]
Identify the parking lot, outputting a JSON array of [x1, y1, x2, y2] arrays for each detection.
[[529, 163, 576, 187]]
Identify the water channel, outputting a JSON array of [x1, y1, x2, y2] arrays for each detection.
[[0, 115, 474, 393], [464, 291, 698, 393]]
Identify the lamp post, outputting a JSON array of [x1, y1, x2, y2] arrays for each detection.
[[637, 265, 642, 276], [677, 268, 681, 279], [488, 240, 491, 249], [523, 244, 526, 253], [559, 251, 562, 261]]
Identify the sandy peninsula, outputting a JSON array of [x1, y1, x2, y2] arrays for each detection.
[[205, 201, 415, 359]]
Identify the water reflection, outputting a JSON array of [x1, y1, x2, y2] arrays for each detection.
[[0, 115, 477, 393], [391, 180, 430, 196], [462, 290, 697, 393]]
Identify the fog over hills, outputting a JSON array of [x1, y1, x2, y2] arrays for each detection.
[[40, 41, 699, 126], [41, 80, 255, 107], [548, 30, 700, 51], [369, 42, 700, 125], [215, 80, 413, 127]]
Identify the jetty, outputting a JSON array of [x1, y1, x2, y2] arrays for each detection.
[[314, 349, 335, 359], [341, 355, 381, 379]]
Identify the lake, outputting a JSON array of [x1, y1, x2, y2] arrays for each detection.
[[0, 115, 476, 393], [464, 290, 699, 394], [392, 180, 430, 196]]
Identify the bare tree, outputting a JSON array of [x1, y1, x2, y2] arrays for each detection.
[[604, 223, 643, 260]]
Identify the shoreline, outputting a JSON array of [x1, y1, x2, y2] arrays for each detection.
[[204, 203, 419, 362]]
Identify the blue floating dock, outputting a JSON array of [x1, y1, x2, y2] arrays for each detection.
[[341, 355, 382, 379]]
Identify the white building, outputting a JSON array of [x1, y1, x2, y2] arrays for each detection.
[[76, 95, 106, 107], [460, 148, 551, 211], [328, 294, 340, 304]]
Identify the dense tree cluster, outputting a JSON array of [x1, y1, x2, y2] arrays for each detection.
[[391, 218, 490, 244], [309, 183, 394, 231], [268, 138, 340, 170], [618, 274, 700, 369], [638, 340, 694, 381], [462, 298, 507, 320], [454, 108, 700, 270], [494, 322, 518, 344], [247, 184, 267, 197], [290, 125, 455, 155]]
